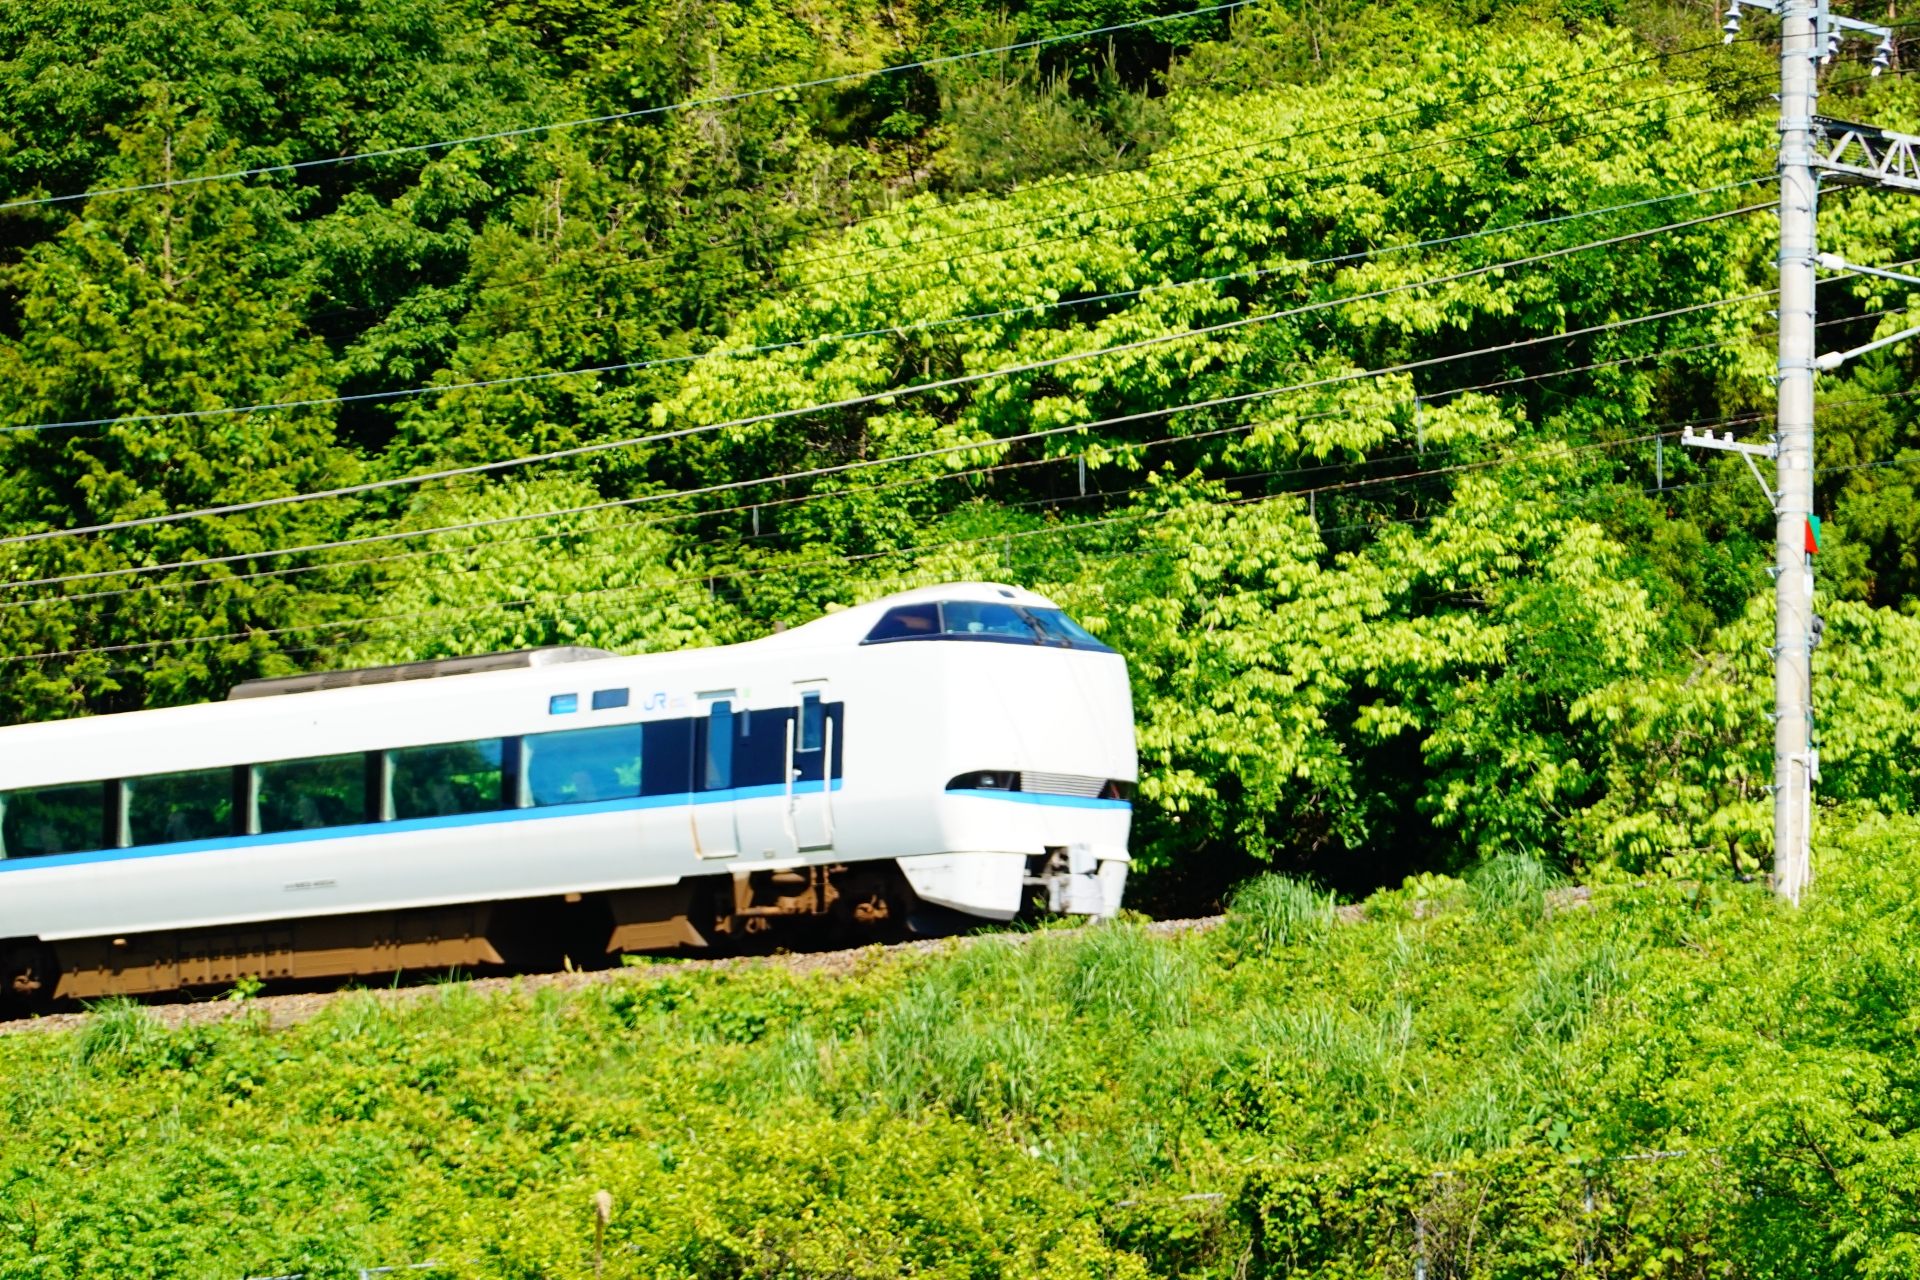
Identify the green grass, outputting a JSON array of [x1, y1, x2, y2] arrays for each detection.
[[2, 815, 1918, 1278]]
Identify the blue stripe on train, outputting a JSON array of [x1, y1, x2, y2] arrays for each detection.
[[946, 788, 1132, 810], [0, 783, 1127, 873], [0, 780, 839, 873]]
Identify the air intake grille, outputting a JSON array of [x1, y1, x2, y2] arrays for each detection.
[[1019, 771, 1108, 798]]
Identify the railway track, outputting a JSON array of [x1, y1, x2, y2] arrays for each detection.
[[0, 916, 1226, 1038]]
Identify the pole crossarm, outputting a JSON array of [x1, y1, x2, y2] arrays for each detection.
[[1680, 426, 1779, 507], [1812, 116, 1920, 193], [1679, 426, 1778, 458]]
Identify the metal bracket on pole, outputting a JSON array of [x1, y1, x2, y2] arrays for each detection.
[[1812, 321, 1920, 370], [1810, 252, 1920, 369], [1814, 251, 1920, 286], [1680, 426, 1778, 507], [1811, 116, 1920, 192]]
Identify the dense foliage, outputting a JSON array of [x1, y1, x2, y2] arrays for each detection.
[[5, 0, 1920, 898], [1, 810, 1916, 1276]]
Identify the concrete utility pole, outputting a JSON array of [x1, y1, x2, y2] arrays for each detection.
[[1775, 0, 1821, 905], [1706, 0, 1896, 903]]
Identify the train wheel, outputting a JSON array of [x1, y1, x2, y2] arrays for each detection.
[[0, 941, 57, 1019], [827, 866, 914, 947]]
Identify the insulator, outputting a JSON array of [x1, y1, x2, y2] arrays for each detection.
[[1823, 30, 1842, 64], [1722, 12, 1742, 42], [1872, 36, 1894, 75]]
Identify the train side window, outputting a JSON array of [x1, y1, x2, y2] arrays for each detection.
[[126, 768, 233, 846], [524, 723, 642, 806], [389, 739, 505, 820], [862, 602, 939, 643], [641, 718, 694, 796], [703, 700, 734, 790], [591, 688, 629, 710], [256, 754, 368, 834], [799, 692, 824, 751], [0, 782, 108, 858]]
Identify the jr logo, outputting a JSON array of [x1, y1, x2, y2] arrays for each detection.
[[641, 691, 668, 711]]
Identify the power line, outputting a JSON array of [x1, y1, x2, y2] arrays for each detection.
[[407, 55, 1912, 333], [0, 288, 1771, 607], [0, 0, 1255, 215], [7, 171, 1769, 438], [9, 301, 1826, 615], [300, 32, 1765, 326], [438, 90, 1770, 351], [0, 284, 1775, 599], [460, 77, 1768, 321], [0, 424, 1710, 666], [25, 192, 1876, 603], [0, 201, 1772, 550], [779, 86, 1766, 284], [39, 305, 1883, 657]]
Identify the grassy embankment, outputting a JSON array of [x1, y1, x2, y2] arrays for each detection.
[[0, 811, 1916, 1278]]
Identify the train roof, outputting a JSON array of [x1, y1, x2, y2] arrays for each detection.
[[0, 583, 1072, 783]]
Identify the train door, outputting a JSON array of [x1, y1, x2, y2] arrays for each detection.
[[690, 693, 739, 859], [791, 683, 838, 852], [731, 698, 798, 861]]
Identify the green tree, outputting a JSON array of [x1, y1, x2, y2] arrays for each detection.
[[0, 118, 359, 720]]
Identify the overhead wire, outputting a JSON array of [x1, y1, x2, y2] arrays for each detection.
[[6, 168, 1772, 438], [0, 258, 1775, 595], [50, 312, 1920, 661], [6, 301, 1816, 614], [3, 166, 1766, 441], [0, 422, 1728, 667], [0, 0, 1257, 214], [440, 84, 1777, 349], [6, 105, 1775, 440], [20, 178, 1883, 608], [39, 301, 1920, 657], [296, 31, 1765, 326], [0, 199, 1773, 550], [0, 283, 1784, 631], [22, 32, 1920, 666]]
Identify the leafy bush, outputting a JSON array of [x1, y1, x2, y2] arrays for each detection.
[[2, 812, 1916, 1275]]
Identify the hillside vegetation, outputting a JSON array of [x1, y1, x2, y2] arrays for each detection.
[[7, 2, 1920, 1273], [0, 811, 1915, 1277], [6, 0, 1920, 898]]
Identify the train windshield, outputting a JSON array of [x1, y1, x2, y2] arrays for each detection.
[[1025, 608, 1112, 651], [939, 601, 1036, 639], [861, 601, 1114, 652]]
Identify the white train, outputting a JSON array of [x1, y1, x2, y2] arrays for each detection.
[[0, 583, 1136, 1006]]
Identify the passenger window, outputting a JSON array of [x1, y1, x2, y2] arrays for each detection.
[[524, 723, 642, 806], [256, 754, 367, 834], [641, 718, 694, 796], [703, 701, 734, 790], [592, 688, 629, 710], [863, 603, 939, 642], [0, 782, 106, 858], [390, 740, 504, 820], [940, 601, 1038, 640], [799, 692, 824, 751], [127, 768, 233, 846]]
